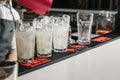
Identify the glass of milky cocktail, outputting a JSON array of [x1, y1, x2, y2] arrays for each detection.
[[53, 16, 69, 52], [35, 16, 53, 57], [16, 21, 36, 63]]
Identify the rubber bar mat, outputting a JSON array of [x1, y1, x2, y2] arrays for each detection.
[[67, 45, 88, 52], [19, 58, 51, 68], [92, 36, 112, 42]]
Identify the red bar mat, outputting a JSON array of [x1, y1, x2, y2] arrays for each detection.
[[92, 36, 112, 42], [67, 48, 79, 53], [19, 58, 51, 68], [69, 45, 88, 49]]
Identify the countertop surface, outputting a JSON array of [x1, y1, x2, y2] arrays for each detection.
[[18, 33, 120, 76]]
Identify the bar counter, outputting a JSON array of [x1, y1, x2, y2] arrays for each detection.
[[18, 33, 120, 80]]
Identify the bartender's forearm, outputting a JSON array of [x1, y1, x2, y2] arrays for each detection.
[[6, 51, 17, 61]]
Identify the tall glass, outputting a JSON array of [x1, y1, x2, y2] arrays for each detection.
[[35, 16, 53, 58], [77, 13, 93, 45], [62, 14, 74, 44], [0, 61, 18, 80], [16, 21, 36, 63], [53, 17, 69, 52]]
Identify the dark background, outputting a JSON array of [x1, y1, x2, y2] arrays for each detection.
[[51, 0, 118, 10]]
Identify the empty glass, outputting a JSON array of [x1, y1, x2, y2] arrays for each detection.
[[77, 13, 93, 45]]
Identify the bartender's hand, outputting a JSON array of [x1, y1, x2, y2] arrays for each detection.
[[0, 0, 10, 5], [6, 51, 17, 62]]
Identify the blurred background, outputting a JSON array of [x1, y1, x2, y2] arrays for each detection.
[[13, 0, 118, 11], [12, 0, 119, 33]]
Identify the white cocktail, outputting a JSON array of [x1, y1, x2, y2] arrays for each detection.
[[16, 21, 35, 62], [35, 16, 53, 57], [53, 17, 69, 52], [36, 27, 52, 57]]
